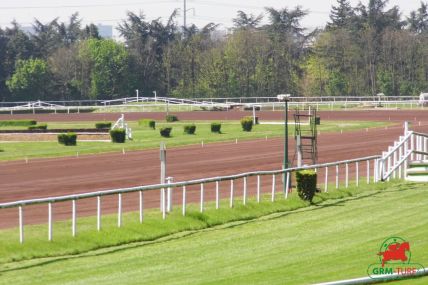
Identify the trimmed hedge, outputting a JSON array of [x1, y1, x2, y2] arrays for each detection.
[[58, 133, 77, 146], [166, 115, 178, 122], [160, 127, 172, 137], [110, 129, 126, 143], [183, 124, 196, 134], [211, 122, 221, 133], [28, 124, 47, 130], [95, 122, 112, 129], [0, 120, 36, 127], [138, 119, 156, 129], [240, 116, 253, 132], [295, 170, 317, 202]]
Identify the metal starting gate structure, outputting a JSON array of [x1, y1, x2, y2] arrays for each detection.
[[294, 107, 318, 166], [0, 123, 427, 244]]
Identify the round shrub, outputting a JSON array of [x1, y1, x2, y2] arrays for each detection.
[[166, 115, 178, 122], [58, 133, 77, 146], [95, 122, 112, 129], [183, 124, 196, 134], [110, 129, 126, 143], [160, 127, 172, 137], [240, 116, 253, 132], [295, 170, 317, 202], [138, 119, 156, 129], [211, 122, 221, 133], [28, 124, 47, 130]]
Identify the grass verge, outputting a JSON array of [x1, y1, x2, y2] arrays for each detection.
[[0, 180, 405, 265], [0, 120, 388, 161], [1, 180, 427, 284]]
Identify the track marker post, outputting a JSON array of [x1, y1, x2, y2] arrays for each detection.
[[160, 142, 166, 212]]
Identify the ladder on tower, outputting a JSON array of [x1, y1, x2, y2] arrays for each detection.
[[293, 107, 318, 166]]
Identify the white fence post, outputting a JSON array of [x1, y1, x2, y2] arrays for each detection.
[[182, 186, 186, 216], [336, 165, 339, 189], [285, 172, 290, 198], [271, 174, 276, 201], [139, 191, 144, 223], [161, 188, 166, 219], [72, 199, 76, 237], [356, 162, 359, 187], [48, 202, 53, 241], [324, 167, 328, 192], [200, 183, 204, 212], [367, 160, 370, 184], [166, 177, 173, 212], [215, 181, 219, 209], [230, 180, 234, 208], [243, 177, 247, 205], [19, 206, 24, 244], [411, 134, 414, 160], [345, 163, 349, 188], [97, 196, 101, 231], [118, 193, 122, 227], [257, 175, 261, 203]]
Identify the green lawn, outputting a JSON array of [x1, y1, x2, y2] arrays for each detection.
[[0, 180, 427, 284], [0, 120, 387, 161]]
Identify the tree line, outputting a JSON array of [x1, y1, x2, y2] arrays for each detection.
[[1, 0, 428, 102]]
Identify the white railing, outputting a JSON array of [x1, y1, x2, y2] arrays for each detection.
[[379, 125, 428, 181], [0, 95, 424, 113], [111, 114, 132, 140], [0, 155, 381, 244]]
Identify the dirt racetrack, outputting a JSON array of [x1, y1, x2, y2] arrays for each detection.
[[1, 113, 427, 229], [1, 109, 428, 122]]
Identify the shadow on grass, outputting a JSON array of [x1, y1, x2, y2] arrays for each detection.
[[1, 182, 425, 274]]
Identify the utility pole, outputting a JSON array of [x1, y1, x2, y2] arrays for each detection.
[[183, 0, 187, 28]]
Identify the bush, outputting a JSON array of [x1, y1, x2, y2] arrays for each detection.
[[138, 119, 156, 129], [160, 127, 172, 137], [58, 133, 77, 146], [110, 129, 126, 143], [211, 122, 221, 133], [240, 116, 253, 132], [295, 170, 317, 202], [0, 120, 36, 127], [95, 122, 112, 129], [183, 124, 196, 134], [28, 124, 47, 130], [166, 115, 178, 122]]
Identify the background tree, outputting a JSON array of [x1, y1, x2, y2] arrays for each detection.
[[6, 58, 51, 100]]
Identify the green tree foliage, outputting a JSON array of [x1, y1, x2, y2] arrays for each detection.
[[78, 39, 131, 99], [2, 2, 428, 101], [6, 58, 50, 100]]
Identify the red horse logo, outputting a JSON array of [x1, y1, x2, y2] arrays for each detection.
[[377, 242, 410, 267]]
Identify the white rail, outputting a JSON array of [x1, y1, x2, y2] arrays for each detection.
[[0, 155, 380, 243]]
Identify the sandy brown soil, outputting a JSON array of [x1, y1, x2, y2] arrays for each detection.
[[1, 110, 427, 229]]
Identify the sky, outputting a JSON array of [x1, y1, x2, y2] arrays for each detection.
[[0, 0, 423, 38]]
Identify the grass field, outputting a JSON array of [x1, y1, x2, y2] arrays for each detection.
[[0, 120, 388, 161], [0, 180, 427, 284]]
